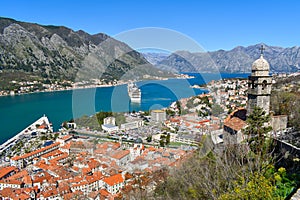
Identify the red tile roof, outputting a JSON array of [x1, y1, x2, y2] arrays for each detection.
[[61, 135, 73, 141], [110, 150, 130, 160], [224, 117, 246, 131], [0, 166, 17, 179], [99, 189, 110, 197], [11, 142, 60, 161], [7, 169, 28, 180], [60, 143, 71, 150], [0, 178, 23, 185], [103, 173, 124, 186], [224, 108, 247, 131]]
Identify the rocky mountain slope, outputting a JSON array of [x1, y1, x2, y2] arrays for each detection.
[[0, 17, 170, 81], [141, 52, 169, 65], [154, 44, 300, 73]]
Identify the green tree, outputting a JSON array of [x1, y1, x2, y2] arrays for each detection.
[[146, 136, 152, 143], [159, 139, 165, 147], [244, 106, 272, 136], [62, 121, 68, 129], [271, 91, 300, 130], [219, 172, 277, 200], [201, 96, 211, 107], [96, 111, 113, 125], [176, 101, 182, 115], [143, 110, 150, 116], [166, 133, 170, 145], [166, 109, 175, 117], [114, 113, 126, 126], [243, 106, 272, 157], [154, 107, 288, 200]]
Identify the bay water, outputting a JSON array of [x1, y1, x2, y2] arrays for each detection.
[[0, 73, 248, 144]]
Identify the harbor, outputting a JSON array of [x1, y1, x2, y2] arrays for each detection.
[[0, 115, 53, 155]]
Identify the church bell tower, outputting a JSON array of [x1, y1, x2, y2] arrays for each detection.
[[247, 45, 272, 115]]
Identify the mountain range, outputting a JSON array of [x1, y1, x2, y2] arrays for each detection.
[[0, 17, 171, 82], [1, 17, 299, 81], [143, 44, 300, 73]]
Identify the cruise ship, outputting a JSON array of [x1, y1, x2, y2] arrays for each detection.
[[127, 82, 141, 103]]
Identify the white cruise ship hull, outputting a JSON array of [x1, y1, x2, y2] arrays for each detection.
[[130, 97, 141, 103], [128, 82, 141, 103]]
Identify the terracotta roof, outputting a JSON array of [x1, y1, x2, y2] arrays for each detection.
[[40, 187, 59, 198], [0, 188, 17, 198], [162, 152, 171, 157], [72, 166, 79, 172], [99, 189, 110, 197], [0, 166, 17, 179], [32, 171, 52, 183], [61, 135, 73, 141], [110, 150, 130, 160], [38, 124, 47, 129], [60, 143, 71, 150], [20, 193, 31, 199], [124, 173, 133, 180], [111, 142, 121, 150], [224, 116, 246, 131], [198, 119, 210, 124], [41, 149, 63, 159], [87, 158, 101, 169], [49, 152, 69, 162], [103, 173, 124, 186], [63, 191, 84, 200], [23, 175, 32, 184], [0, 178, 23, 185], [88, 190, 100, 198], [11, 142, 60, 161], [82, 167, 92, 175], [147, 146, 156, 151], [7, 170, 28, 180], [224, 108, 247, 131], [170, 117, 181, 123]]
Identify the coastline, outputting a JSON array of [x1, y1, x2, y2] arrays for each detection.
[[0, 82, 127, 98], [0, 74, 194, 98]]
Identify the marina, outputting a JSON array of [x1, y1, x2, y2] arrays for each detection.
[[0, 115, 53, 154]]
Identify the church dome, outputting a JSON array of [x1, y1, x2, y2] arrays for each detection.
[[252, 54, 270, 71]]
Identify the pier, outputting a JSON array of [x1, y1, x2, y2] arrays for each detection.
[[0, 115, 52, 153]]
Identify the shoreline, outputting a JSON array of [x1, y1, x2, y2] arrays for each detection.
[[0, 82, 128, 98], [0, 75, 194, 98]]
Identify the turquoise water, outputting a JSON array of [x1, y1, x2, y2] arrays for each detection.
[[0, 73, 249, 144]]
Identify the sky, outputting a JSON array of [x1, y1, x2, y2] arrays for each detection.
[[1, 0, 300, 51]]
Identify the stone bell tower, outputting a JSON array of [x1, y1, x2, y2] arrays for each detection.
[[247, 45, 272, 115]]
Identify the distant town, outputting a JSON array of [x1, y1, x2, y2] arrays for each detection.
[[0, 73, 192, 97]]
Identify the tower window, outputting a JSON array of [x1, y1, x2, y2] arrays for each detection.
[[262, 80, 267, 90]]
